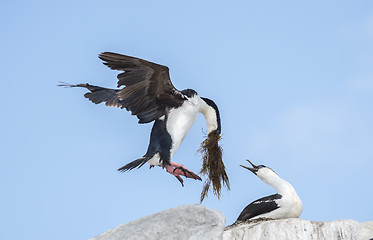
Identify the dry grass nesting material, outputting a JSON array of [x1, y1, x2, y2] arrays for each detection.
[[198, 131, 230, 202]]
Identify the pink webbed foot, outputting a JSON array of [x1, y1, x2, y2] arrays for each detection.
[[165, 162, 202, 187]]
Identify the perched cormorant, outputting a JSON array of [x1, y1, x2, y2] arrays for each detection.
[[235, 160, 302, 222], [59, 52, 229, 201]]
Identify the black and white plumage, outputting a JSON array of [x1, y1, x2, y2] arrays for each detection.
[[235, 160, 302, 222], [60, 52, 229, 201]]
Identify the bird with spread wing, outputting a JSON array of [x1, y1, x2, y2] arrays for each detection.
[[59, 52, 229, 202]]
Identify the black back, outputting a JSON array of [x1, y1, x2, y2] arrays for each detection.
[[144, 118, 173, 166], [236, 193, 282, 222], [117, 118, 173, 172]]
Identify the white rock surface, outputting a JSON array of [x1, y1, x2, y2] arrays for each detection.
[[223, 218, 373, 240], [91, 204, 373, 240], [90, 204, 225, 240]]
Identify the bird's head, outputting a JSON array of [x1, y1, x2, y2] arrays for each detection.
[[240, 160, 277, 183]]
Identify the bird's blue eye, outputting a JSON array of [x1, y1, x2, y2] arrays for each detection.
[[258, 165, 265, 168]]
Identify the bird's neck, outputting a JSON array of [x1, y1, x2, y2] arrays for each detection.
[[198, 98, 218, 134], [262, 174, 296, 195]]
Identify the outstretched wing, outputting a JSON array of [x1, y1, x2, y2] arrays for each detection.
[[98, 52, 185, 123], [58, 83, 126, 109], [236, 194, 282, 221]]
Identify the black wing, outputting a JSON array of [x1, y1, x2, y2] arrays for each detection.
[[236, 193, 282, 222], [98, 52, 185, 123], [58, 83, 126, 109]]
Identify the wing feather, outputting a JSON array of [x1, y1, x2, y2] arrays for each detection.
[[58, 83, 126, 109], [236, 194, 282, 222], [98, 52, 185, 123]]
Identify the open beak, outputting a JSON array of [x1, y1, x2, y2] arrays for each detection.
[[240, 159, 258, 174]]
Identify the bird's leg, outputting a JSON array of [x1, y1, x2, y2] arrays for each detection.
[[174, 175, 184, 187], [165, 162, 202, 185], [165, 165, 185, 187], [171, 162, 202, 181]]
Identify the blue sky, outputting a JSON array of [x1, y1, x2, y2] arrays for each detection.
[[1, 1, 373, 239]]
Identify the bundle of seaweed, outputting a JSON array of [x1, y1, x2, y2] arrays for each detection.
[[198, 130, 230, 202]]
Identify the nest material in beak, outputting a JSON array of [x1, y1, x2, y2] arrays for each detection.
[[198, 131, 230, 202]]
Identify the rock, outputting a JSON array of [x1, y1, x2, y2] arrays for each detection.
[[90, 204, 225, 240], [223, 218, 373, 240], [91, 205, 373, 240]]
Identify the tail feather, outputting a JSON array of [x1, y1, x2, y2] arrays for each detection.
[[58, 82, 124, 108], [118, 157, 150, 172]]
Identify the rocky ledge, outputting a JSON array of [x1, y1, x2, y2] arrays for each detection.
[[91, 205, 373, 240], [224, 218, 373, 240], [90, 205, 225, 240]]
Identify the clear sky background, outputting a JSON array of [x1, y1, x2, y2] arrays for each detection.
[[1, 1, 373, 239]]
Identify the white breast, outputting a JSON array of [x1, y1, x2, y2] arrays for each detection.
[[166, 96, 201, 157], [285, 194, 303, 218], [257, 169, 303, 219]]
